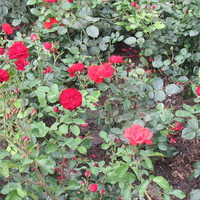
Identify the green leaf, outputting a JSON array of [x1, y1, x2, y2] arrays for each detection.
[[12, 19, 21, 26], [124, 37, 136, 45], [0, 165, 9, 178], [27, 0, 36, 5], [188, 119, 199, 130], [122, 185, 132, 200], [175, 110, 190, 117], [169, 190, 186, 199], [45, 143, 58, 154], [154, 21, 166, 29], [17, 187, 27, 198], [30, 8, 40, 16], [66, 180, 80, 190], [182, 128, 196, 140], [165, 84, 182, 95], [153, 176, 170, 190], [37, 156, 55, 174], [86, 25, 99, 38], [73, 118, 85, 124], [143, 157, 154, 171], [77, 146, 87, 154], [115, 164, 129, 177], [137, 38, 145, 45], [59, 124, 68, 134], [153, 77, 163, 90], [144, 49, 153, 56], [0, 150, 10, 159], [70, 125, 80, 136], [99, 131, 109, 143], [57, 26, 67, 35], [138, 180, 150, 194], [189, 30, 199, 37], [158, 143, 168, 151], [152, 60, 163, 68], [5, 190, 22, 200], [101, 143, 109, 150], [155, 90, 166, 101], [190, 189, 200, 200]]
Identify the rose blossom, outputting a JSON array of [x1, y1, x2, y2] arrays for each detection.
[[67, 63, 85, 77], [14, 58, 29, 71], [123, 124, 153, 145], [44, 67, 55, 74], [0, 48, 5, 55], [44, 17, 59, 29], [2, 23, 14, 35], [67, 0, 73, 2], [59, 88, 82, 111], [100, 190, 105, 195], [87, 63, 114, 84], [0, 69, 9, 82], [89, 184, 98, 192], [85, 171, 91, 177], [7, 41, 29, 60], [196, 86, 200, 96], [30, 34, 39, 41], [131, 2, 137, 7], [109, 55, 124, 64]]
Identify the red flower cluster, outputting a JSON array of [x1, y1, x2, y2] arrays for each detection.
[[44, 67, 55, 74], [109, 55, 124, 64], [123, 124, 153, 145], [60, 88, 82, 111], [87, 62, 114, 84], [7, 41, 29, 71], [89, 184, 98, 192], [44, 0, 57, 2], [44, 18, 59, 29], [67, 63, 85, 77], [196, 86, 200, 96], [170, 122, 183, 131], [0, 69, 9, 82], [2, 23, 14, 35]]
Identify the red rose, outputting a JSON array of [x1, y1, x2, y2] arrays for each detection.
[[14, 58, 29, 71], [151, 5, 156, 9], [7, 41, 29, 60], [44, 67, 55, 74], [87, 65, 104, 84], [170, 122, 183, 131], [0, 48, 5, 55], [43, 43, 52, 50], [45, 0, 57, 2], [87, 63, 114, 84], [123, 124, 153, 145], [196, 86, 200, 96], [43, 43, 57, 52], [0, 69, 9, 82], [67, 63, 85, 77], [67, 0, 73, 2], [60, 88, 82, 110], [2, 23, 14, 35], [44, 18, 59, 29], [30, 34, 39, 41], [109, 55, 124, 64], [89, 184, 98, 192], [101, 63, 114, 78], [131, 2, 137, 7]]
